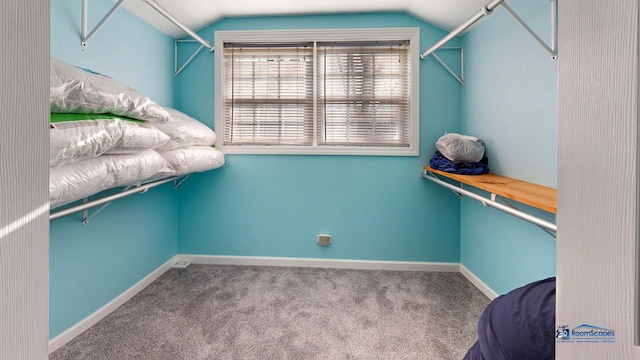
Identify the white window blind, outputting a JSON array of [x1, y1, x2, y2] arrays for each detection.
[[223, 43, 314, 145], [317, 41, 410, 146], [216, 28, 419, 156]]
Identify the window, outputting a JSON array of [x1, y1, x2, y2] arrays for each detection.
[[214, 28, 420, 156], [222, 43, 314, 146]]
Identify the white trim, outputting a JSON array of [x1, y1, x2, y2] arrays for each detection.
[[48, 256, 178, 354], [175, 254, 459, 272], [459, 264, 499, 300], [215, 145, 419, 157]]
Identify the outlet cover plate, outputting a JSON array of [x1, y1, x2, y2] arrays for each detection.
[[317, 234, 332, 246]]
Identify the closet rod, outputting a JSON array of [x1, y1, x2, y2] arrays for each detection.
[[420, 0, 505, 59], [49, 176, 178, 221], [143, 0, 214, 51], [419, 173, 557, 233]]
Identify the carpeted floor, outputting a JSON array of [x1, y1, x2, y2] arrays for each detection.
[[50, 265, 491, 360]]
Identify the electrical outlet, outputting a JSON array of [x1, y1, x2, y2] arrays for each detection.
[[317, 234, 332, 246], [171, 260, 191, 269]]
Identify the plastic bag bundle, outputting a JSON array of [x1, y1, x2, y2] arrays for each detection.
[[50, 114, 121, 167], [158, 146, 225, 177], [50, 113, 170, 167], [50, 151, 175, 209], [47, 59, 227, 209], [435, 133, 486, 163], [106, 120, 170, 155], [153, 108, 217, 151], [50, 58, 171, 123]]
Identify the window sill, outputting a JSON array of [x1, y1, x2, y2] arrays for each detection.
[[219, 145, 419, 156]]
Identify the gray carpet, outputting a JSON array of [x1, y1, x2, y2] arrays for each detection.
[[50, 265, 490, 360]]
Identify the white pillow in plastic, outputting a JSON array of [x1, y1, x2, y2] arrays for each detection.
[[49, 151, 175, 209], [158, 146, 225, 177], [50, 114, 123, 167], [50, 58, 171, 123], [50, 113, 170, 167], [435, 133, 486, 163], [153, 108, 217, 151], [106, 121, 170, 155], [50, 159, 113, 210]]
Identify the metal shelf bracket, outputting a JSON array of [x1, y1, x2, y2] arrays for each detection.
[[427, 169, 463, 199], [81, 0, 215, 64], [419, 0, 558, 69], [175, 40, 208, 77], [495, 196, 557, 239], [81, 0, 125, 48], [430, 47, 464, 85], [81, 184, 136, 225], [173, 174, 191, 189]]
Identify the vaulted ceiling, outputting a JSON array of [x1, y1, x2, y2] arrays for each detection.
[[120, 0, 495, 38]]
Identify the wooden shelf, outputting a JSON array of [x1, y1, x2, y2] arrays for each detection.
[[424, 166, 557, 214]]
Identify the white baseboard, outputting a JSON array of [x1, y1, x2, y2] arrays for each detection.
[[48, 256, 178, 354], [459, 264, 499, 300], [175, 254, 461, 272]]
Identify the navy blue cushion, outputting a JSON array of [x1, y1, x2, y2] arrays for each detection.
[[464, 277, 556, 360]]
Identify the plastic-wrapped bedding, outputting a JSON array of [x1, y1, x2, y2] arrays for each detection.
[[50, 58, 171, 123], [158, 146, 225, 177], [49, 151, 175, 209], [436, 133, 485, 163], [153, 108, 217, 151], [50, 113, 170, 167]]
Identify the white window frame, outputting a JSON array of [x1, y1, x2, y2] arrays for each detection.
[[214, 28, 420, 156]]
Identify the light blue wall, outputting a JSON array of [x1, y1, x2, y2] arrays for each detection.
[[460, 0, 557, 294], [49, 0, 177, 338], [175, 13, 464, 262], [49, 189, 178, 338]]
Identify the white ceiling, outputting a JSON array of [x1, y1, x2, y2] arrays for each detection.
[[120, 0, 495, 39]]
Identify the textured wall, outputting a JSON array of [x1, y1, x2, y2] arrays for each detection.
[[556, 0, 639, 358], [0, 1, 50, 359]]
